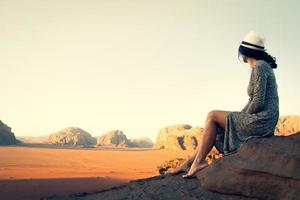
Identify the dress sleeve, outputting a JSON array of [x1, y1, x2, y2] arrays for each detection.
[[246, 64, 268, 114]]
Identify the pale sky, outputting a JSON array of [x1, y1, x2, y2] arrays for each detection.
[[0, 0, 299, 141]]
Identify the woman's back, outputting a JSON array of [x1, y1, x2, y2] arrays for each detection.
[[246, 60, 279, 115]]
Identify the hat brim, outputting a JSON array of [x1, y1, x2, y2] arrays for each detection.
[[240, 43, 266, 52]]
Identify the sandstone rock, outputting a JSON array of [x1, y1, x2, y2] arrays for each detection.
[[97, 130, 129, 147], [205, 147, 223, 165], [275, 115, 300, 136], [197, 133, 300, 200], [129, 137, 153, 148], [154, 124, 203, 150], [183, 134, 198, 150], [0, 120, 18, 145], [157, 158, 186, 175], [97, 131, 153, 148], [48, 127, 96, 146]]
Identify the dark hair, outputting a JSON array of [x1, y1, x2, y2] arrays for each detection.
[[238, 45, 277, 69]]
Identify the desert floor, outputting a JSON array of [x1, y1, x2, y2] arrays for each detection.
[[0, 146, 190, 200]]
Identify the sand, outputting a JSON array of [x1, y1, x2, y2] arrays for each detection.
[[0, 146, 189, 200]]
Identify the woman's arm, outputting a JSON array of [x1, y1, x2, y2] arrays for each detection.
[[241, 98, 251, 112], [246, 64, 268, 114]]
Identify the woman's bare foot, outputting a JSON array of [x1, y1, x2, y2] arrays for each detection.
[[165, 160, 191, 176], [182, 160, 208, 179]]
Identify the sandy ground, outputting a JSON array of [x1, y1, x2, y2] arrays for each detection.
[[0, 146, 189, 200]]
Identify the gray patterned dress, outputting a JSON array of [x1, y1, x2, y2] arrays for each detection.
[[215, 60, 280, 155]]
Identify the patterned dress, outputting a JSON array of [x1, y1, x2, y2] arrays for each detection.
[[215, 60, 280, 155]]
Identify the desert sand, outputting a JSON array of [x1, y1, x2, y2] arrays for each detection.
[[0, 146, 189, 200]]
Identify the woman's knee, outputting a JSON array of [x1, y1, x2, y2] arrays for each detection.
[[206, 110, 217, 122], [206, 110, 228, 129]]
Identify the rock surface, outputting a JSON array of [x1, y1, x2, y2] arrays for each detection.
[[275, 115, 300, 136], [154, 124, 203, 150], [197, 133, 300, 200], [0, 120, 18, 145], [48, 127, 96, 146], [97, 130, 129, 147], [43, 174, 254, 200]]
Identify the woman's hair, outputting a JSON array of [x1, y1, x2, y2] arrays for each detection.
[[238, 45, 277, 69]]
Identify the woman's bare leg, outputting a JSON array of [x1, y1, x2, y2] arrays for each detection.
[[182, 110, 229, 178], [182, 120, 216, 177], [166, 145, 199, 175]]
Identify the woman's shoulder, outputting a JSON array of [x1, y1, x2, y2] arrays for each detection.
[[254, 60, 272, 74], [255, 60, 272, 70], [251, 60, 271, 80]]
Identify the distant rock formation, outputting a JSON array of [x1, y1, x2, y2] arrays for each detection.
[[275, 115, 300, 136], [197, 132, 300, 200], [17, 136, 48, 144], [48, 127, 96, 146], [154, 124, 203, 150], [0, 120, 18, 145], [129, 137, 153, 148], [97, 130, 129, 147], [97, 130, 154, 148]]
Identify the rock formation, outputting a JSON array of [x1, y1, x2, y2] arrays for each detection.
[[97, 131, 154, 148], [275, 115, 300, 136], [0, 120, 18, 145], [48, 127, 96, 146], [197, 132, 300, 200], [17, 136, 48, 143], [97, 130, 129, 147], [154, 124, 203, 150], [129, 137, 153, 148]]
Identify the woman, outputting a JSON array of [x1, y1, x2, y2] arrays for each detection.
[[168, 31, 280, 178]]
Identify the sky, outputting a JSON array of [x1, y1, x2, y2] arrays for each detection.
[[0, 0, 299, 141]]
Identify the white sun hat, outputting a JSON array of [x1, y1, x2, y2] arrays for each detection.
[[240, 31, 266, 51]]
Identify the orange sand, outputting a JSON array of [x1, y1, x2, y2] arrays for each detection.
[[0, 146, 190, 200]]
